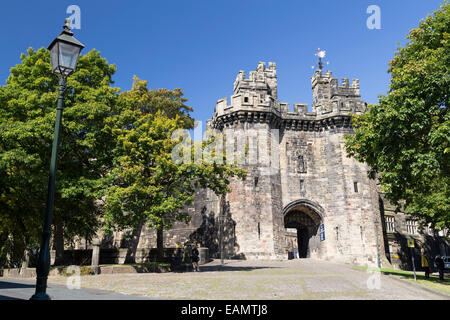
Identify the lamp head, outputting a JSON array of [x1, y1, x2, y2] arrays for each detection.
[[48, 19, 85, 76]]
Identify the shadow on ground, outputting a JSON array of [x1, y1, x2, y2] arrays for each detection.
[[0, 295, 23, 300], [0, 281, 35, 290], [190, 264, 279, 273]]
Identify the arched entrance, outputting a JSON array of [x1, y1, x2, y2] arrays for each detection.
[[283, 200, 324, 259]]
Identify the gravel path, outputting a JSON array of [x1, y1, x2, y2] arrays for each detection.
[[32, 259, 449, 300]]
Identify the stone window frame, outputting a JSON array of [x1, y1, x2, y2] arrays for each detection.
[[406, 219, 418, 235], [385, 215, 395, 233]]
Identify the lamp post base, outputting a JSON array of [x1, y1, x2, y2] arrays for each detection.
[[30, 292, 51, 300]]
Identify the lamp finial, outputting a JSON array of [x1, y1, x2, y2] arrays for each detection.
[[64, 18, 72, 31]]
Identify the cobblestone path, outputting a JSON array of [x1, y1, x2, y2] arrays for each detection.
[[39, 259, 448, 300]]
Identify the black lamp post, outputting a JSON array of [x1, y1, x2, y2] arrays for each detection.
[[374, 220, 381, 269], [219, 195, 226, 266], [30, 19, 84, 300], [219, 213, 224, 265]]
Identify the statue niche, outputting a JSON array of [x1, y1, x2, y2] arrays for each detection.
[[296, 154, 307, 174]]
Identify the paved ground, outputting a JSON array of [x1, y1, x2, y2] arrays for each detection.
[[1, 259, 448, 300], [0, 279, 152, 300]]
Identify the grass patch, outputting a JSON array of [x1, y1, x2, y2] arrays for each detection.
[[354, 266, 450, 295], [51, 265, 95, 276]]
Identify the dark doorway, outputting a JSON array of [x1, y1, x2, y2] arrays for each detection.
[[285, 220, 312, 259], [285, 223, 311, 259], [284, 203, 322, 259], [297, 227, 309, 258]]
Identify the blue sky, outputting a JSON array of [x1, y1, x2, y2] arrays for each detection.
[[0, 0, 444, 123]]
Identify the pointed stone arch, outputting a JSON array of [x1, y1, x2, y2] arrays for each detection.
[[282, 199, 325, 259], [282, 199, 325, 221]]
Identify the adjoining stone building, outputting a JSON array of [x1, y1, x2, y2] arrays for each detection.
[[72, 62, 448, 269], [379, 193, 449, 270]]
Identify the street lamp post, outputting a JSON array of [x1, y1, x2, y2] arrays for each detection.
[[219, 214, 224, 265], [31, 19, 84, 300], [219, 195, 226, 265], [374, 220, 381, 269]]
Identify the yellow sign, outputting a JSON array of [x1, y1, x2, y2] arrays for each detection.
[[407, 239, 414, 248]]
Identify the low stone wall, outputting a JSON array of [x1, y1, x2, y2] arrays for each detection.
[[99, 265, 172, 274], [0, 264, 174, 278], [0, 247, 211, 278], [1, 268, 37, 278], [53, 247, 211, 265], [50, 249, 93, 266]]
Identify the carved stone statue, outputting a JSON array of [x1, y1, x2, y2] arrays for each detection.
[[297, 155, 307, 173]]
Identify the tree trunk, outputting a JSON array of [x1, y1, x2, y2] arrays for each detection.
[[156, 227, 164, 262], [53, 217, 65, 266], [125, 220, 144, 264], [19, 219, 30, 270], [5, 233, 12, 268], [20, 248, 30, 270]]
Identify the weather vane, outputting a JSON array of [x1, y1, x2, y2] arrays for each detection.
[[312, 48, 329, 71]]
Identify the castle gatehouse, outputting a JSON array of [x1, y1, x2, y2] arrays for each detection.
[[97, 61, 387, 266]]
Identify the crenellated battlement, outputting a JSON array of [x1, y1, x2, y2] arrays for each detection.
[[233, 61, 278, 99], [212, 62, 367, 129], [310, 70, 363, 114]]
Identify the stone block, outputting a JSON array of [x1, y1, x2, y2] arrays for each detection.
[[199, 247, 210, 265], [19, 268, 36, 278]]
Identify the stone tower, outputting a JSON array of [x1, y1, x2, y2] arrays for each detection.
[[211, 61, 285, 259], [211, 62, 386, 265]]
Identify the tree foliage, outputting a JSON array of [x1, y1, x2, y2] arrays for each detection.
[[345, 2, 450, 230], [102, 79, 246, 255], [0, 48, 120, 265], [0, 48, 245, 266]]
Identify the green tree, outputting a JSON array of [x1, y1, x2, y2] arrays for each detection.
[[103, 79, 246, 259], [0, 47, 120, 265], [345, 2, 450, 230], [118, 76, 195, 129]]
